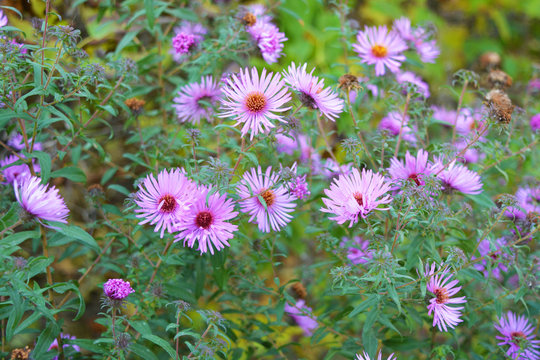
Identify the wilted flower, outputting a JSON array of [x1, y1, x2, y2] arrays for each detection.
[[173, 76, 222, 125], [13, 176, 69, 226], [495, 311, 540, 360], [174, 185, 238, 255], [320, 168, 392, 226], [284, 299, 318, 336], [425, 263, 467, 332], [353, 25, 407, 76], [237, 166, 296, 232], [485, 89, 514, 124], [134, 168, 197, 238], [283, 62, 344, 121], [488, 69, 513, 89], [219, 67, 291, 140], [103, 278, 135, 300]]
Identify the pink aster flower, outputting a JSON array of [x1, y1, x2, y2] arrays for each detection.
[[495, 311, 540, 360], [219, 67, 291, 140], [174, 185, 238, 255], [379, 111, 416, 144], [170, 22, 207, 63], [283, 62, 344, 121], [432, 106, 457, 127], [248, 21, 287, 64], [388, 149, 433, 189], [287, 174, 310, 200], [321, 158, 354, 179], [353, 25, 407, 76], [505, 186, 540, 220], [0, 10, 7, 27], [134, 168, 197, 238], [320, 168, 392, 227], [237, 166, 296, 232], [529, 78, 540, 93], [103, 278, 135, 300], [172, 76, 222, 125], [243, 4, 273, 25], [396, 71, 430, 98], [531, 114, 540, 132], [284, 299, 318, 336], [275, 133, 298, 155], [48, 333, 81, 360], [341, 236, 373, 265], [425, 263, 467, 332], [393, 17, 414, 41], [473, 238, 510, 280], [416, 38, 440, 63], [454, 108, 487, 136], [356, 351, 397, 360], [454, 140, 483, 164], [434, 160, 483, 195], [7, 133, 43, 151], [1, 155, 36, 184], [13, 176, 69, 226]]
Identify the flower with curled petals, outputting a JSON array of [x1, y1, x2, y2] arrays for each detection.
[[283, 62, 344, 121], [425, 263, 467, 332], [388, 149, 433, 189], [236, 166, 296, 233], [320, 168, 392, 227], [174, 185, 238, 255], [134, 168, 197, 238], [220, 67, 291, 140], [172, 76, 222, 125], [495, 311, 540, 360]]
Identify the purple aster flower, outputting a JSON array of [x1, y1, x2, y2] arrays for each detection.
[[219, 67, 291, 140], [473, 238, 509, 280], [434, 159, 483, 195], [236, 166, 296, 233], [13, 176, 69, 226], [284, 299, 318, 336], [388, 149, 433, 189], [321, 158, 354, 179], [432, 106, 457, 127], [425, 263, 466, 332], [341, 236, 373, 265], [248, 21, 287, 64], [353, 25, 407, 76], [356, 351, 397, 360], [454, 140, 483, 164], [288, 174, 310, 200], [396, 71, 430, 98], [170, 22, 207, 63], [495, 311, 540, 360], [0, 155, 36, 184], [7, 133, 43, 151], [275, 133, 298, 155], [103, 278, 135, 300], [529, 78, 540, 92], [505, 186, 540, 220], [530, 114, 540, 132], [172, 76, 222, 125], [283, 62, 344, 121], [174, 185, 238, 255], [454, 108, 487, 136], [134, 168, 197, 238], [48, 333, 81, 360], [0, 10, 7, 27], [393, 17, 414, 41], [320, 168, 392, 227], [379, 111, 416, 144], [416, 38, 440, 63]]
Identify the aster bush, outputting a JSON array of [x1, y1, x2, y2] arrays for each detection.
[[0, 1, 538, 359]]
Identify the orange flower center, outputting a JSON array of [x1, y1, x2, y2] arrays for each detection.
[[372, 44, 388, 58], [435, 288, 449, 304], [260, 189, 276, 207], [246, 91, 267, 113]]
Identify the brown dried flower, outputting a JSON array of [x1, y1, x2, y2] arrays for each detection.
[[479, 52, 501, 70], [292, 282, 307, 299], [487, 69, 512, 89], [338, 74, 360, 92], [485, 89, 514, 124], [11, 346, 31, 360], [124, 97, 146, 115], [242, 13, 257, 27]]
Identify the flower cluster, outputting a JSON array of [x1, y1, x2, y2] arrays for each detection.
[[103, 278, 135, 300], [242, 5, 287, 64]]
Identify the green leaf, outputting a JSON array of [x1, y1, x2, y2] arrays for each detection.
[[129, 343, 159, 360], [101, 167, 117, 185], [1, 230, 40, 247], [31, 321, 60, 358], [57, 224, 99, 252], [28, 151, 52, 182], [142, 334, 177, 359], [51, 166, 87, 183], [0, 202, 19, 231], [348, 295, 379, 318], [145, 0, 155, 29], [387, 284, 402, 314]]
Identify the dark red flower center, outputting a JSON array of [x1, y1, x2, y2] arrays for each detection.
[[246, 91, 267, 113], [195, 210, 213, 229], [435, 288, 449, 304], [408, 173, 422, 186], [299, 91, 317, 109], [260, 189, 276, 207], [511, 331, 526, 345], [372, 44, 388, 58], [354, 192, 363, 207], [158, 194, 177, 213]]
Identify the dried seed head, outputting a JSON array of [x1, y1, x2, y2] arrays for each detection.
[[479, 52, 501, 70], [487, 70, 512, 89], [526, 212, 539, 224], [11, 346, 31, 360], [485, 89, 514, 124], [292, 282, 307, 299], [87, 184, 105, 197], [115, 333, 131, 350], [242, 12, 257, 26], [338, 74, 360, 92], [124, 98, 146, 115]]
